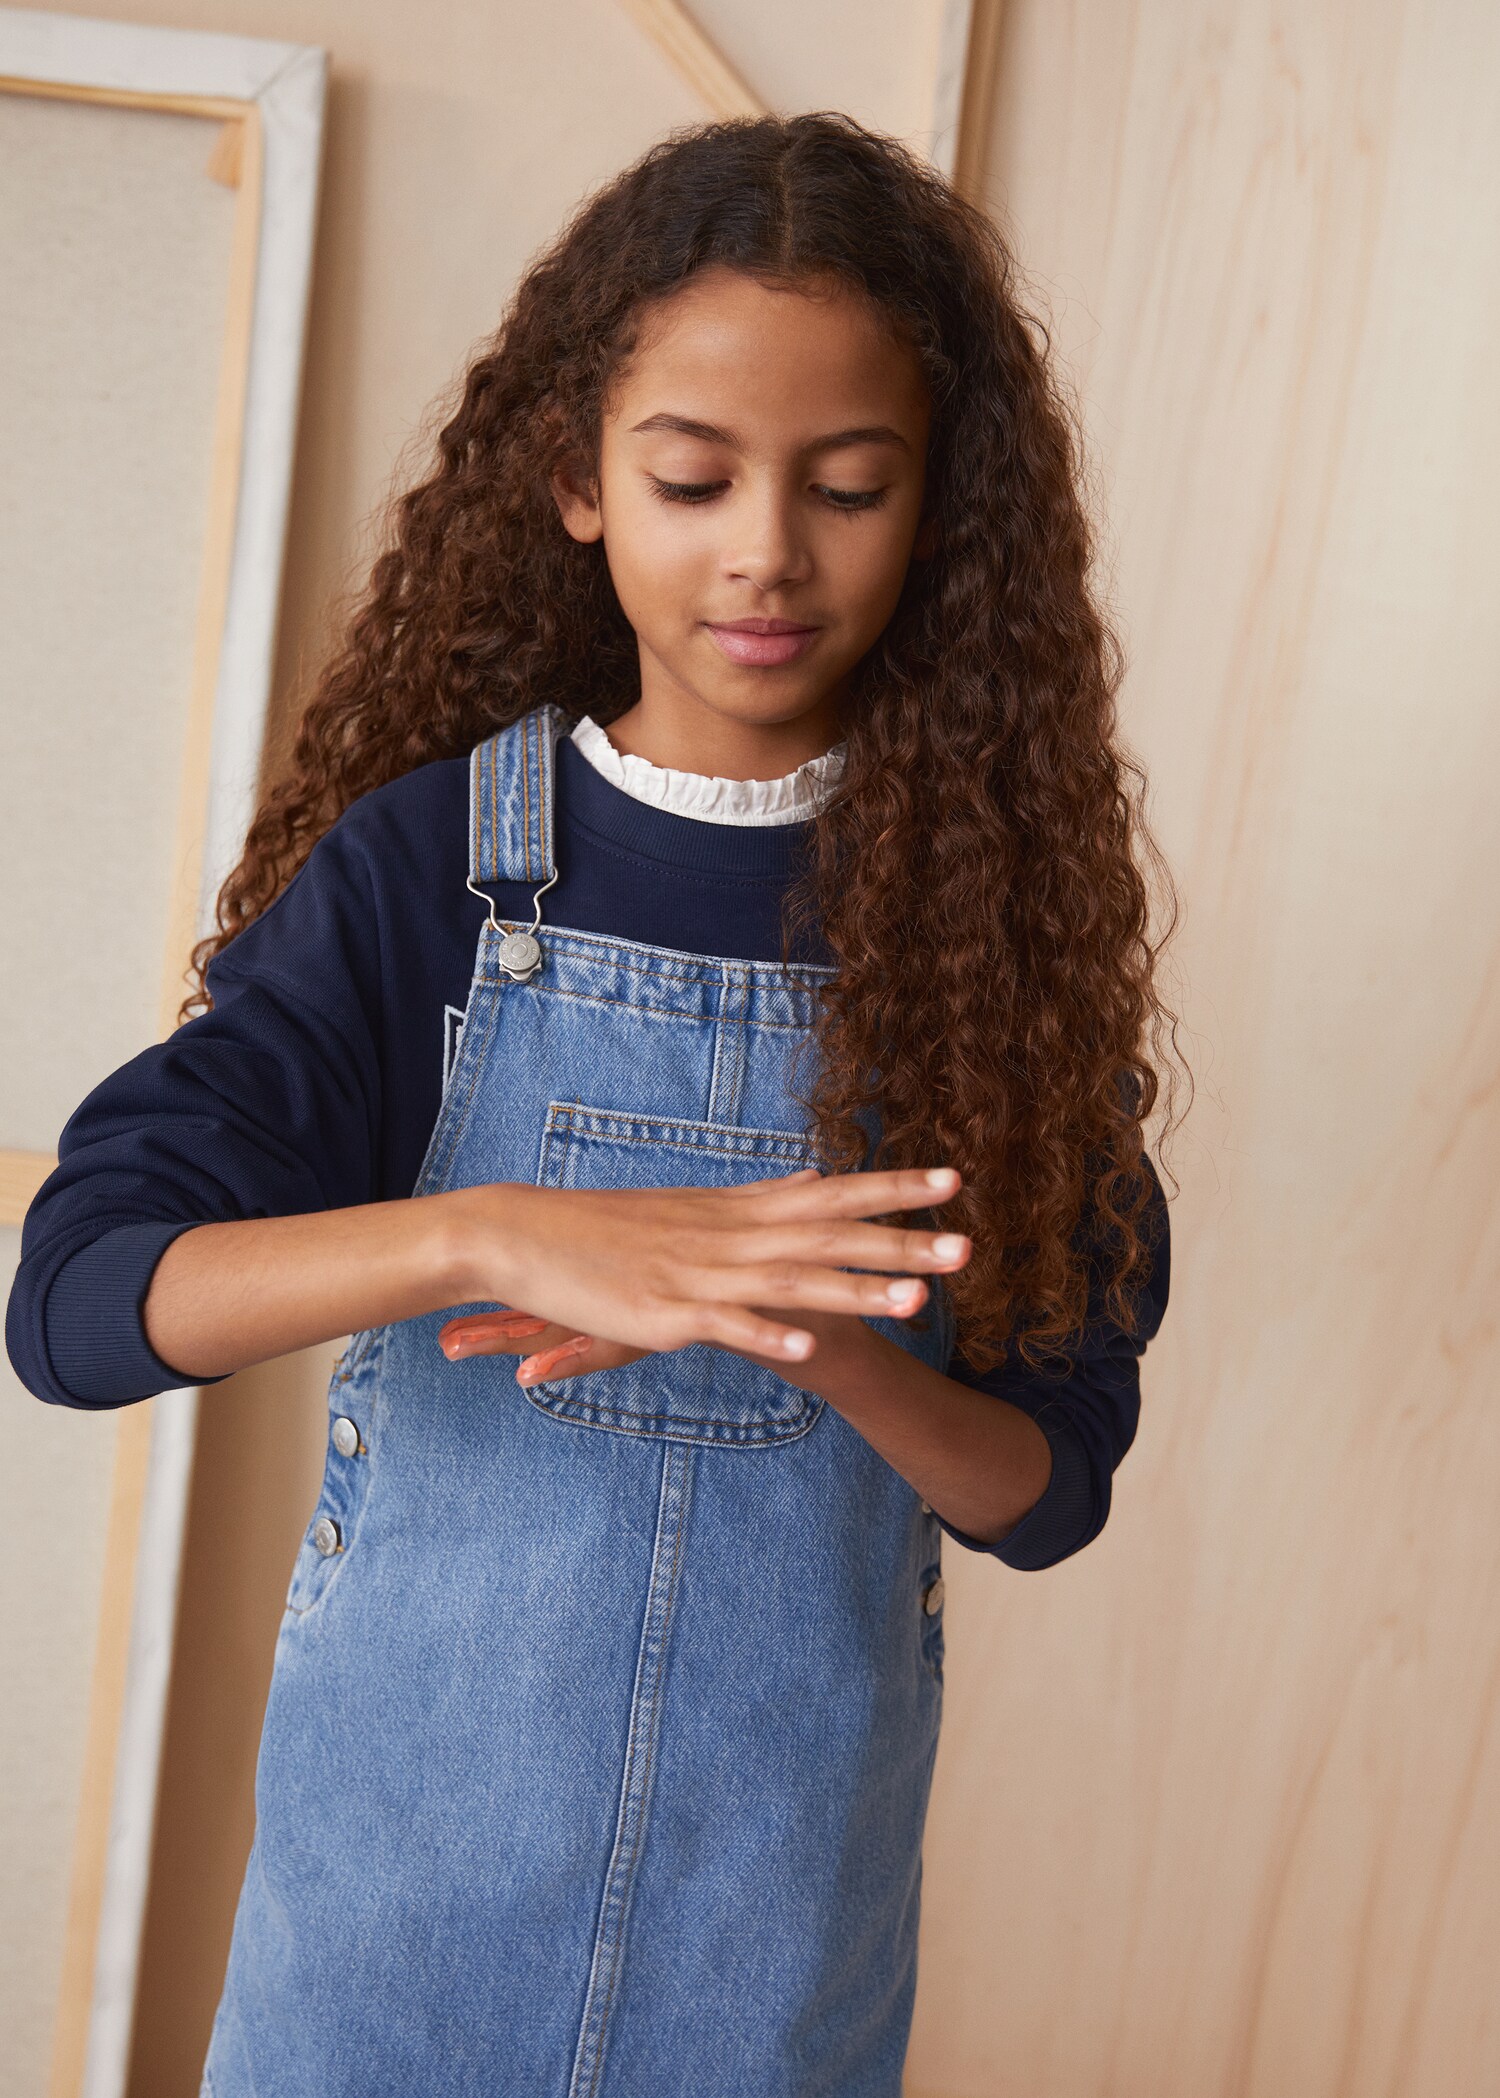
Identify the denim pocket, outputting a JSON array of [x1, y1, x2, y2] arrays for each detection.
[[526, 1100, 826, 1448]]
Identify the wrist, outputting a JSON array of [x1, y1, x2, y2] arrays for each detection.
[[426, 1182, 533, 1307], [793, 1311, 893, 1405]]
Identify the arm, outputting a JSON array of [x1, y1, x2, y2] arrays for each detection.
[[446, 1150, 1172, 1571], [6, 822, 388, 1408], [142, 1166, 979, 1386], [140, 1195, 479, 1379], [787, 1319, 1056, 1544], [134, 1174, 1031, 1483], [935, 1154, 1172, 1569]]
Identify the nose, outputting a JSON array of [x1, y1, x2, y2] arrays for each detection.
[[722, 481, 813, 593]]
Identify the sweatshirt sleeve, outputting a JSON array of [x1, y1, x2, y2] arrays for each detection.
[[937, 1150, 1171, 1573], [5, 819, 385, 1410]]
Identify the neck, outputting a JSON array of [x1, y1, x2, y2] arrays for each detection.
[[602, 679, 846, 781]]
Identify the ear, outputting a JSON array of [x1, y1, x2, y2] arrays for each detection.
[[551, 454, 604, 544]]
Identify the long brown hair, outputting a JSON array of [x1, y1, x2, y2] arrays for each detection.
[[187, 112, 1188, 1377]]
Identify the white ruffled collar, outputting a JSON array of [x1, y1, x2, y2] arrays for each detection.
[[569, 712, 845, 827]]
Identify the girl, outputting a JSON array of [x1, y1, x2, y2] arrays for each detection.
[[9, 113, 1180, 2097]]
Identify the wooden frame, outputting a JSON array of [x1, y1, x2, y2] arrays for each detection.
[[928, 0, 1004, 194], [0, 13, 325, 2096], [615, 0, 1004, 198], [614, 0, 762, 120]]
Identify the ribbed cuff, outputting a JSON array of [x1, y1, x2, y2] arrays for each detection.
[[937, 1407, 1097, 1572], [43, 1221, 225, 1407]]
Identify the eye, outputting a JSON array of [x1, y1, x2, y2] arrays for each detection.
[[814, 485, 890, 513], [647, 476, 728, 505]]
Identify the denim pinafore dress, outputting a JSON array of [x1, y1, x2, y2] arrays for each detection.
[[203, 703, 952, 2098]]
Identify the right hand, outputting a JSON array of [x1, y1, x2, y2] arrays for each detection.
[[442, 1163, 971, 1371]]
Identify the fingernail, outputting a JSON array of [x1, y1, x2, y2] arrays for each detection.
[[932, 1234, 968, 1258], [886, 1279, 923, 1306], [783, 1333, 813, 1357], [925, 1168, 958, 1188]]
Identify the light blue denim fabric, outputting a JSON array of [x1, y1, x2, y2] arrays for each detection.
[[202, 703, 952, 2097]]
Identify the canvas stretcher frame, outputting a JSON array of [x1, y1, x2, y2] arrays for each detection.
[[0, 11, 325, 2093]]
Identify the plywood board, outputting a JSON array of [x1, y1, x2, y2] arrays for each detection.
[[907, 3, 1500, 2092]]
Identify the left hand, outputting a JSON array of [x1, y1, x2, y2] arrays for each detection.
[[437, 1289, 921, 1389]]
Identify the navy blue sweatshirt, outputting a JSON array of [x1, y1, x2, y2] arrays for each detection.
[[4, 732, 1169, 1572]]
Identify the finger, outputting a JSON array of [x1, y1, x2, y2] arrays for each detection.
[[724, 1165, 825, 1197], [729, 1163, 962, 1216], [714, 1218, 972, 1276], [517, 1333, 597, 1385], [689, 1264, 934, 1319], [680, 1302, 819, 1365], [439, 1310, 551, 1359]]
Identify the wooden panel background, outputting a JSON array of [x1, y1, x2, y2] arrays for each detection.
[[909, 2, 1500, 2093]]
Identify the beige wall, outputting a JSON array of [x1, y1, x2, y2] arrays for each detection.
[[13, 1, 1497, 2093], [911, 3, 1500, 2095]]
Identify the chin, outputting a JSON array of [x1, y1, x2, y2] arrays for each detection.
[[687, 652, 850, 714]]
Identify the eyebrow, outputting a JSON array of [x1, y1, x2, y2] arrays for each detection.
[[627, 411, 911, 454]]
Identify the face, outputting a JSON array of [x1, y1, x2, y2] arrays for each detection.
[[551, 265, 934, 751]]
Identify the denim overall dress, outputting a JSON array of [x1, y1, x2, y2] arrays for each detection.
[[202, 703, 952, 2098]]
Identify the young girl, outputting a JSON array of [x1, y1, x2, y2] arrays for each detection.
[[9, 113, 1178, 2097]]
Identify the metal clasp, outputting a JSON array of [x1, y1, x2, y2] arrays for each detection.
[[467, 868, 559, 982]]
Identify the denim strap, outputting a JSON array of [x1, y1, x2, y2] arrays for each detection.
[[468, 701, 567, 887]]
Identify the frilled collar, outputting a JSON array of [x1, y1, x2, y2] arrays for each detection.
[[569, 712, 846, 827]]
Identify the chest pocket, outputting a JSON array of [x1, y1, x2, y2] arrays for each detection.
[[527, 1100, 826, 1448]]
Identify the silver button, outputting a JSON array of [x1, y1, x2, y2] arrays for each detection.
[[919, 1499, 932, 1514], [312, 1516, 342, 1558], [331, 1415, 360, 1458], [922, 1577, 945, 1616], [496, 929, 542, 979]]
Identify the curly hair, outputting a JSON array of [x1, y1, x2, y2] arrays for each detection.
[[185, 111, 1189, 1378]]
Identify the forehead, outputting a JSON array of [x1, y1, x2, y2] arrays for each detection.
[[607, 267, 929, 439]]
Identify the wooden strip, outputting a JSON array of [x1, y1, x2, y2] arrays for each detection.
[[614, 0, 765, 120], [46, 1406, 154, 2098], [0, 75, 248, 123], [160, 103, 265, 1037], [949, 0, 1005, 202], [206, 115, 244, 189], [0, 1147, 55, 1226]]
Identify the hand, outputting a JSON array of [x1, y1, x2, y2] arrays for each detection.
[[437, 1296, 908, 1389], [438, 1163, 970, 1387]]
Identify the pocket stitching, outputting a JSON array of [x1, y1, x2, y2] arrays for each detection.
[[523, 1377, 823, 1441], [542, 1099, 818, 1162]]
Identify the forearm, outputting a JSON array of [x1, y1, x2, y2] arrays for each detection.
[[142, 1186, 508, 1381], [799, 1323, 1054, 1544]]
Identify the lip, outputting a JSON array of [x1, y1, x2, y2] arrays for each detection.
[[704, 619, 821, 667]]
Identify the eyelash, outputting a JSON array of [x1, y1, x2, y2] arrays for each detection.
[[647, 476, 890, 514]]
